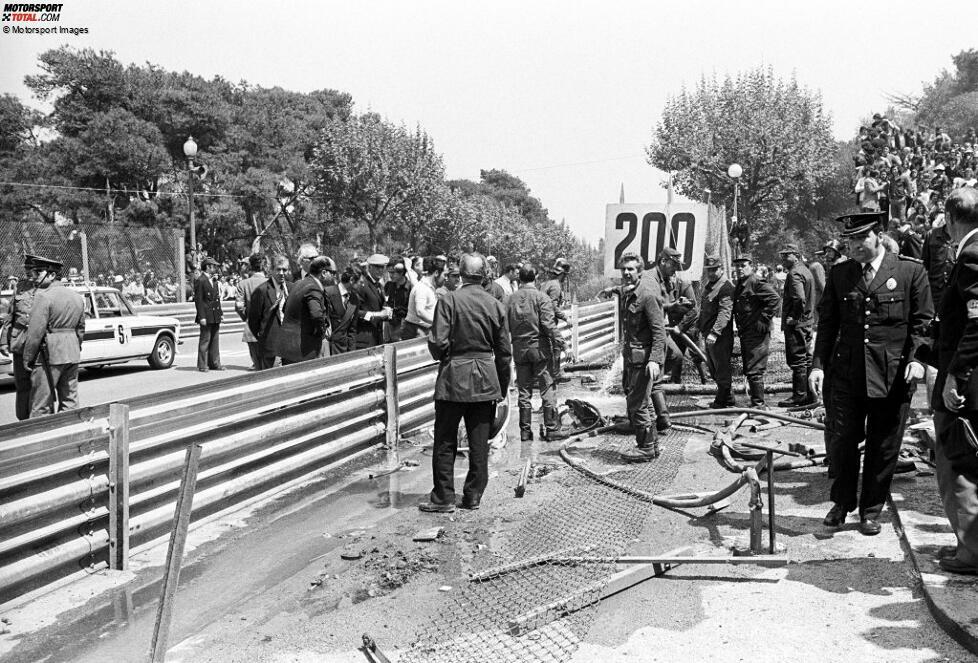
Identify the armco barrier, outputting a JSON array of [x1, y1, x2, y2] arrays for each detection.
[[134, 301, 245, 340], [0, 299, 616, 603]]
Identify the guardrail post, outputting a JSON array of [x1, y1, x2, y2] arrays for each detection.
[[570, 300, 579, 362], [175, 230, 186, 303], [612, 293, 621, 344], [108, 403, 130, 571], [383, 344, 400, 464], [150, 442, 203, 663]]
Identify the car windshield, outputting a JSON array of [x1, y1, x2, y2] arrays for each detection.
[[94, 291, 132, 317]]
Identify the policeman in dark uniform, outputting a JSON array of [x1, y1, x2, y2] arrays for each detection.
[[817, 239, 849, 476], [811, 212, 933, 535], [420, 253, 511, 513], [778, 243, 817, 407], [731, 255, 780, 408], [541, 258, 571, 383], [22, 256, 87, 416], [697, 257, 735, 407], [507, 263, 567, 441], [922, 215, 956, 411], [644, 248, 694, 430], [617, 252, 667, 462], [0, 255, 42, 420]]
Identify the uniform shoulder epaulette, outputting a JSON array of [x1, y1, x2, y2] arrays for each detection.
[[897, 255, 923, 264]]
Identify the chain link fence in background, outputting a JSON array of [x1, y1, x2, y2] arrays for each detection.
[[0, 221, 186, 303]]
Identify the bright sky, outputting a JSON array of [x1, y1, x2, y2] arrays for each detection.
[[1, 0, 976, 244]]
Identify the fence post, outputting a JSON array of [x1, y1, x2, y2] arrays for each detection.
[[175, 230, 186, 303], [571, 299, 579, 362], [612, 293, 621, 344], [80, 230, 90, 284], [383, 344, 400, 464], [108, 403, 130, 571], [150, 442, 203, 663]]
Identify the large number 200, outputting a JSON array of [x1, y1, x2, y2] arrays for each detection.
[[612, 212, 696, 271]]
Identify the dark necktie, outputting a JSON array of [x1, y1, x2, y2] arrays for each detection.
[[862, 262, 874, 288]]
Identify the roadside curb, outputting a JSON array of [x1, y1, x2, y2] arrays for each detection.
[[889, 476, 978, 656]]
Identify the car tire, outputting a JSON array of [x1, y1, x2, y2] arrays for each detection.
[[148, 335, 175, 369]]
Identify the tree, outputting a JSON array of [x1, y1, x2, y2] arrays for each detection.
[[311, 114, 445, 251], [915, 49, 978, 137], [647, 67, 836, 259]]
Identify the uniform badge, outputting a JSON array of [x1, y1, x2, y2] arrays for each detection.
[[885, 278, 897, 291], [969, 300, 978, 320]]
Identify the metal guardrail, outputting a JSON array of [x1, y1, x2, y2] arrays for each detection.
[[135, 301, 245, 340], [0, 299, 616, 603]]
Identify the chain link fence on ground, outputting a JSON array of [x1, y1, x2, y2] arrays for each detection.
[[0, 221, 185, 303]]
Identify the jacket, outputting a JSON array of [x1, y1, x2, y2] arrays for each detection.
[[781, 261, 815, 329], [324, 283, 359, 354], [646, 266, 698, 332], [507, 283, 561, 364], [235, 272, 266, 343], [814, 251, 933, 398], [248, 278, 288, 350], [194, 274, 223, 325], [620, 278, 666, 367], [277, 275, 329, 363], [540, 277, 567, 322], [22, 280, 86, 367], [355, 275, 386, 348], [933, 234, 978, 412], [697, 277, 734, 338], [1, 279, 36, 354], [732, 275, 780, 337], [428, 283, 511, 402], [922, 223, 955, 316]]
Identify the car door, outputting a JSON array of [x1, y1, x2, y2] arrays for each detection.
[[93, 291, 135, 360]]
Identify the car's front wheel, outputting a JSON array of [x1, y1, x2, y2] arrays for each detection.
[[148, 334, 175, 369]]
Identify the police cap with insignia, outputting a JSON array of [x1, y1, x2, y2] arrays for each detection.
[[658, 247, 683, 263], [837, 211, 886, 237], [703, 256, 722, 270], [25, 254, 63, 272], [731, 253, 754, 263]]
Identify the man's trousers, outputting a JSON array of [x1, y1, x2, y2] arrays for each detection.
[[430, 400, 494, 505]]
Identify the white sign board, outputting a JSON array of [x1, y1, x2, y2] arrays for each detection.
[[604, 203, 708, 278]]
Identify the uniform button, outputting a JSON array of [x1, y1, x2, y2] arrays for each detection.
[[864, 324, 869, 329], [864, 338, 869, 344], [865, 297, 871, 302]]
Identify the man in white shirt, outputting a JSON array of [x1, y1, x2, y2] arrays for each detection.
[[403, 256, 445, 339], [494, 263, 519, 301]]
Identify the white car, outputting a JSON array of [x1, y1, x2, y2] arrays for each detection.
[[0, 285, 181, 375]]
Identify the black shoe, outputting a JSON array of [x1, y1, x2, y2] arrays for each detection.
[[459, 497, 481, 510], [419, 501, 456, 513], [198, 368, 209, 373], [776, 396, 800, 408], [655, 415, 671, 432], [859, 517, 881, 536], [938, 556, 978, 575], [823, 504, 848, 527], [520, 431, 534, 442]]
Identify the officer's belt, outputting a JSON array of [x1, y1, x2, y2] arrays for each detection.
[[47, 328, 79, 334], [449, 351, 494, 359]]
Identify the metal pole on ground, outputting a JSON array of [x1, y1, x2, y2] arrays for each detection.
[[149, 442, 202, 663], [108, 403, 130, 570], [383, 344, 400, 465]]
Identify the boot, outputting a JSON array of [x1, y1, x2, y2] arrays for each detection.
[[778, 371, 815, 408], [519, 406, 533, 442], [651, 391, 671, 432], [620, 427, 660, 462], [710, 386, 736, 409], [748, 379, 768, 410], [695, 361, 709, 385], [542, 406, 570, 441]]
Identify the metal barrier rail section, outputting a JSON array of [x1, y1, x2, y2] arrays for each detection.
[[134, 301, 245, 340], [0, 300, 618, 603]]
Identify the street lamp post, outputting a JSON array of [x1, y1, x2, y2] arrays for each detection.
[[183, 136, 198, 253], [727, 163, 743, 254]]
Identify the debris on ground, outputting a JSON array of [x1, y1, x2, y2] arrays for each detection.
[[412, 526, 444, 542], [362, 546, 440, 591]]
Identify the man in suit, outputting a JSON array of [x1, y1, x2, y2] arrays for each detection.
[[235, 254, 266, 371], [355, 254, 392, 349], [324, 266, 360, 355], [21, 256, 86, 416], [419, 253, 511, 513], [811, 211, 933, 535], [778, 243, 817, 407], [194, 257, 224, 372], [0, 255, 42, 420], [731, 255, 781, 409], [278, 256, 332, 365], [931, 187, 978, 574], [697, 257, 735, 408], [248, 255, 291, 370]]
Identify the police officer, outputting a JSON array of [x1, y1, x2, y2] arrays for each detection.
[[818, 238, 849, 476], [507, 263, 567, 441], [778, 243, 817, 407], [617, 252, 667, 462], [420, 253, 511, 513], [731, 255, 780, 409], [811, 212, 933, 535], [923, 212, 956, 412], [541, 258, 571, 383], [697, 257, 735, 408], [21, 256, 86, 417], [0, 255, 42, 420]]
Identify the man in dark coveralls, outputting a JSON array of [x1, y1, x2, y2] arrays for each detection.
[[507, 263, 566, 442], [617, 252, 667, 462], [22, 257, 86, 416], [778, 243, 817, 407], [731, 255, 780, 408], [931, 187, 978, 574], [697, 257, 735, 408], [541, 257, 571, 383], [0, 255, 43, 420], [420, 253, 511, 513], [811, 211, 933, 535]]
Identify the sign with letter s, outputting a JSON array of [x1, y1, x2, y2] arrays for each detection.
[[604, 203, 708, 278]]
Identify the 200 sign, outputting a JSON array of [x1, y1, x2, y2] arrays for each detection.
[[612, 211, 696, 271]]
